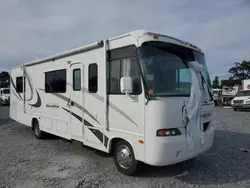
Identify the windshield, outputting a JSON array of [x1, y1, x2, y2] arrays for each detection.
[[3, 89, 10, 94], [193, 51, 212, 89], [137, 41, 212, 97], [237, 90, 250, 96]]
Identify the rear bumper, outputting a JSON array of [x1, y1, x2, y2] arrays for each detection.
[[144, 126, 215, 166]]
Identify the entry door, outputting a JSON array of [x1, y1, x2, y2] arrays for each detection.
[[70, 62, 84, 140]]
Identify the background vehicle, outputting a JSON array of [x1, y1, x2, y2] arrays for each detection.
[[212, 89, 222, 106], [231, 90, 250, 111], [9, 30, 214, 175], [0, 88, 10, 105], [221, 79, 241, 106]]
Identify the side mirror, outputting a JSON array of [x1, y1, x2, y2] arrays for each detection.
[[120, 77, 133, 95]]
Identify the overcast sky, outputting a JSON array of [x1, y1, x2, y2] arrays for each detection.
[[0, 0, 250, 79]]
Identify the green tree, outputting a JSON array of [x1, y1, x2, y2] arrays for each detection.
[[212, 76, 220, 88], [0, 71, 10, 88], [228, 60, 250, 80]]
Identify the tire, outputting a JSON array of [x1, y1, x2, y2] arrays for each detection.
[[113, 140, 139, 176], [33, 120, 44, 139], [214, 101, 218, 106], [233, 108, 237, 111]]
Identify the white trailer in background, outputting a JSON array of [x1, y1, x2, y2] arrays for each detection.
[[9, 30, 215, 175], [212, 89, 222, 106], [242, 79, 250, 90]]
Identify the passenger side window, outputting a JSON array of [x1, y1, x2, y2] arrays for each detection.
[[73, 69, 81, 91], [108, 57, 141, 95], [16, 76, 25, 93], [88, 63, 98, 93], [45, 69, 66, 93], [176, 68, 191, 93]]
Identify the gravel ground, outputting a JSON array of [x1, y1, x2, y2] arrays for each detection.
[[0, 106, 250, 188]]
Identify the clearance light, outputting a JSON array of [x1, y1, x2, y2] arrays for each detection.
[[184, 41, 198, 49], [138, 140, 144, 144], [152, 34, 158, 39], [148, 89, 154, 96], [156, 128, 182, 137]]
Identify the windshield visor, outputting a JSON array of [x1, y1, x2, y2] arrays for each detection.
[[137, 41, 211, 97]]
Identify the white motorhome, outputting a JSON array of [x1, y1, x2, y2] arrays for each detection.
[[0, 88, 10, 105], [10, 30, 214, 175]]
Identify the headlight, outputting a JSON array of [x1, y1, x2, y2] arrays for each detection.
[[246, 101, 250, 104], [156, 128, 182, 137]]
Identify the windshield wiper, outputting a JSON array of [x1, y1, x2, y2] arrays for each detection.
[[201, 75, 213, 101]]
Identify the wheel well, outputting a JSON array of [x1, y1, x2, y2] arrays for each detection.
[[31, 118, 38, 130], [109, 138, 133, 155]]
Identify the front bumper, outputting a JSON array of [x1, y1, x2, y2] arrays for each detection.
[[144, 126, 215, 166], [232, 103, 250, 109]]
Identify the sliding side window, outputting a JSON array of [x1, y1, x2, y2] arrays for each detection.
[[45, 69, 67, 93], [73, 69, 81, 91], [16, 76, 25, 93], [88, 63, 98, 93]]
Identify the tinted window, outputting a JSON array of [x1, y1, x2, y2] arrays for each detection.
[[88, 63, 98, 93], [45, 69, 66, 93], [109, 60, 121, 94], [73, 69, 81, 91], [3, 89, 10, 94], [108, 57, 141, 95], [16, 76, 24, 93]]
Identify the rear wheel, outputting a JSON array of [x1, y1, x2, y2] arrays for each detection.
[[113, 140, 139, 176], [233, 108, 237, 111], [33, 120, 44, 139]]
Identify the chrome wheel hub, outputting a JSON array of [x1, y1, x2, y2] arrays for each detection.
[[116, 145, 133, 169]]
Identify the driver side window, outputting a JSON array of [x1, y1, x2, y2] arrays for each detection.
[[107, 45, 142, 95], [108, 57, 141, 95]]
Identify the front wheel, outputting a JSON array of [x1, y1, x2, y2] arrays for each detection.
[[113, 140, 139, 176], [33, 120, 44, 139]]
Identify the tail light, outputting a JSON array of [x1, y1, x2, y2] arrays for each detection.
[[156, 128, 182, 137]]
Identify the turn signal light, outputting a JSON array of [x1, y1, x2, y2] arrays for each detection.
[[156, 128, 182, 137]]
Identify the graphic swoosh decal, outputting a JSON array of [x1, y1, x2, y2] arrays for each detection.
[[38, 87, 138, 127], [29, 90, 41, 108], [62, 107, 108, 146], [38, 88, 100, 124], [10, 77, 22, 100], [83, 88, 138, 126], [23, 67, 34, 101]]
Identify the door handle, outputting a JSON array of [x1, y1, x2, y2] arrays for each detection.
[[67, 99, 74, 107]]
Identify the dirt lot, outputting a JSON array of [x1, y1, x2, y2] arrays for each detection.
[[0, 106, 250, 188]]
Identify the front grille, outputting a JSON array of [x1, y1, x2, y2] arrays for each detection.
[[233, 100, 244, 104], [203, 122, 210, 131]]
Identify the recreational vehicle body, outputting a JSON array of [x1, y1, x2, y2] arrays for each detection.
[[10, 30, 214, 175]]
